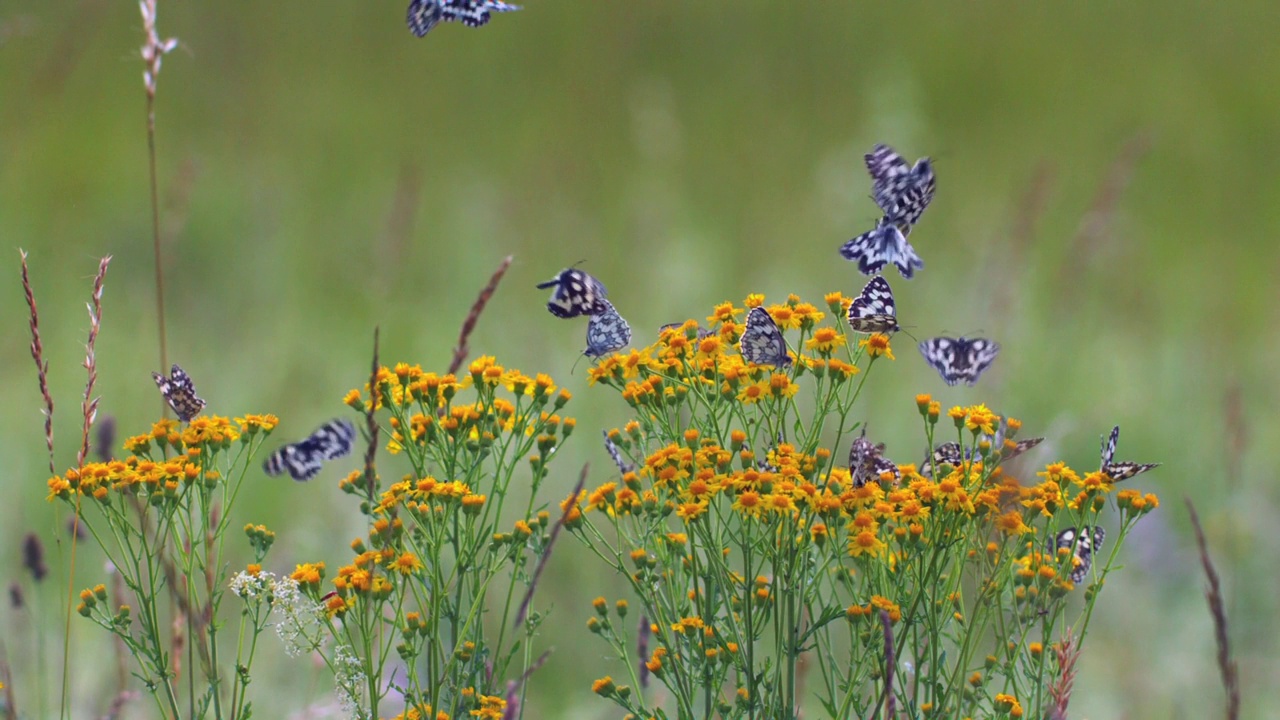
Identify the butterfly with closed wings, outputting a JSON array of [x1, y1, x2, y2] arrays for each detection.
[[152, 364, 206, 422], [1100, 425, 1159, 482], [537, 267, 610, 319], [918, 337, 1000, 386], [1050, 526, 1106, 584], [739, 307, 791, 367], [407, 0, 520, 37], [848, 430, 899, 488], [602, 430, 637, 475], [583, 300, 632, 358], [846, 276, 900, 334], [840, 144, 936, 279], [264, 419, 357, 482]]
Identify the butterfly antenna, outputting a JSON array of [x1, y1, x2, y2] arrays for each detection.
[[897, 324, 919, 343], [570, 352, 585, 376]]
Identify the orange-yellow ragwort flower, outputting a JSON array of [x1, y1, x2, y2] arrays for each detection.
[[805, 327, 845, 355], [964, 404, 998, 435], [860, 333, 894, 359]]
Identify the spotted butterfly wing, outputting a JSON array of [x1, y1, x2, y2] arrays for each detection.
[[1051, 526, 1106, 583], [602, 430, 637, 474], [407, 0, 445, 36], [537, 267, 609, 319], [985, 418, 1044, 462], [1099, 425, 1159, 481], [919, 442, 964, 479], [740, 307, 791, 367], [848, 432, 897, 488], [847, 276, 900, 333], [865, 145, 914, 214], [264, 419, 357, 482], [584, 301, 632, 357], [152, 364, 206, 422], [441, 0, 520, 27], [918, 337, 1000, 386], [839, 221, 924, 279]]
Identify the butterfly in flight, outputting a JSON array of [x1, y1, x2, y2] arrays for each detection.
[[918, 337, 999, 386], [846, 276, 900, 333], [584, 300, 632, 357], [848, 430, 899, 488], [739, 307, 791, 367], [407, 0, 521, 37], [152, 364, 206, 422], [602, 430, 638, 475], [537, 267, 610, 319], [1049, 526, 1106, 584], [264, 419, 357, 482], [1100, 425, 1159, 481], [840, 144, 935, 279]]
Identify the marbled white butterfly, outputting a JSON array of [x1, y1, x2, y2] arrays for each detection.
[[740, 307, 791, 367], [407, 0, 520, 37], [839, 144, 935, 279], [263, 419, 357, 482], [918, 337, 1000, 386], [848, 431, 899, 488], [1100, 425, 1159, 482], [602, 430, 637, 475], [918, 436, 1043, 478], [152, 364, 206, 422], [846, 276, 900, 333], [1050, 526, 1106, 584], [584, 300, 632, 357], [840, 221, 924, 279], [537, 267, 610, 319]]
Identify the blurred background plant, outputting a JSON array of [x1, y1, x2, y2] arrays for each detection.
[[1, 1, 1272, 717]]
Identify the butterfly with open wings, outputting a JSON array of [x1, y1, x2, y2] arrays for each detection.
[[918, 337, 999, 386], [840, 144, 936, 279], [264, 419, 357, 482], [407, 0, 521, 37]]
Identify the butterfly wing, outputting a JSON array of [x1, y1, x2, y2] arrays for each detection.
[[264, 419, 356, 482], [889, 158, 936, 229], [920, 442, 964, 478], [152, 364, 206, 422], [1052, 526, 1106, 583], [1098, 425, 1158, 481], [846, 276, 899, 333], [602, 430, 637, 474], [441, 0, 520, 27], [407, 0, 444, 36], [865, 144, 912, 213], [839, 222, 924, 279], [584, 301, 632, 357], [740, 308, 791, 367], [919, 337, 999, 386], [538, 268, 609, 319]]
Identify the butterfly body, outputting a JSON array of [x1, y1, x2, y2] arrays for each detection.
[[264, 419, 357, 482], [1100, 425, 1159, 481], [537, 267, 610, 319], [1050, 526, 1106, 583], [846, 276, 900, 333], [408, 0, 520, 36], [584, 300, 632, 357], [918, 337, 1000, 386], [152, 364, 206, 422], [739, 307, 791, 367]]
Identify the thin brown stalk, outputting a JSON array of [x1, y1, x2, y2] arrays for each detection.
[[1065, 132, 1153, 278], [380, 163, 423, 288], [637, 614, 651, 689], [1186, 499, 1240, 720], [515, 464, 588, 629], [20, 250, 55, 476], [447, 255, 514, 376], [78, 256, 111, 468], [0, 643, 17, 720], [364, 327, 381, 502], [877, 609, 896, 720], [140, 0, 178, 393], [1047, 629, 1079, 720], [99, 690, 138, 720]]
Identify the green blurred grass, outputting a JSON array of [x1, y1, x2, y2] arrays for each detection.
[[2, 1, 1277, 717]]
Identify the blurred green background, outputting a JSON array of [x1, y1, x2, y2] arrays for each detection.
[[2, 1, 1276, 717]]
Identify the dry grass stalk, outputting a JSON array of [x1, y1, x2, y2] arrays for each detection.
[[364, 327, 382, 502], [502, 648, 551, 718], [78, 256, 111, 469], [1186, 499, 1240, 720], [99, 690, 138, 720], [447, 255, 514, 376], [515, 463, 588, 629], [0, 644, 16, 720], [637, 614, 651, 689], [380, 163, 423, 286], [1047, 629, 1079, 720], [878, 609, 896, 720], [1068, 132, 1153, 271], [140, 0, 178, 379], [20, 250, 55, 476]]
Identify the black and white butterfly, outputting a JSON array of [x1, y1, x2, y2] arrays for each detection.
[[848, 431, 899, 488], [1100, 425, 1159, 482], [584, 301, 632, 357], [264, 419, 357, 482], [846, 276, 900, 333], [739, 307, 791, 367], [918, 337, 1000, 386], [918, 435, 1043, 478], [602, 430, 637, 475], [537, 267, 610, 319], [152, 364, 206, 422], [1049, 526, 1106, 584], [743, 432, 785, 473], [839, 145, 936, 279], [407, 0, 520, 36]]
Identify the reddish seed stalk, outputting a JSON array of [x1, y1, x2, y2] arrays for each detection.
[[19, 250, 55, 476], [515, 464, 588, 629], [1186, 499, 1240, 720], [78, 256, 111, 469], [878, 609, 896, 720], [364, 327, 381, 502], [1048, 630, 1079, 720], [448, 254, 514, 377]]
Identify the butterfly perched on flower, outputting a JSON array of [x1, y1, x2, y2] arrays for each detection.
[[739, 307, 791, 367], [602, 430, 637, 475], [152, 364, 205, 422], [840, 144, 935, 279], [918, 337, 999, 386], [919, 435, 1043, 478], [584, 300, 632, 357], [264, 419, 357, 482], [1050, 526, 1106, 584], [846, 276, 900, 334], [1100, 425, 1159, 481], [407, 0, 521, 37], [537, 267, 610, 319], [848, 431, 899, 488]]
